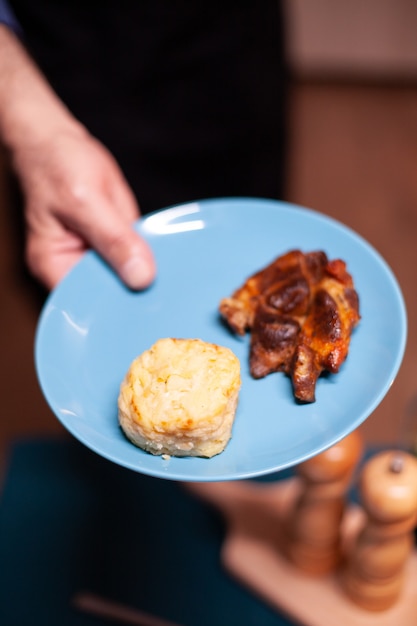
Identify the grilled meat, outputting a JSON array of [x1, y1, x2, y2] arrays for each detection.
[[219, 251, 360, 402]]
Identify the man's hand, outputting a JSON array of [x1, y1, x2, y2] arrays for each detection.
[[0, 24, 156, 291], [14, 126, 156, 290]]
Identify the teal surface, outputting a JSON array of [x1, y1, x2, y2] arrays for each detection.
[[0, 438, 294, 626]]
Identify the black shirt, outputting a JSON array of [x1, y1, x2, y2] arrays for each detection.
[[11, 0, 288, 213]]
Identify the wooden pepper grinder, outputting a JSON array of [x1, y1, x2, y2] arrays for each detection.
[[285, 430, 362, 575], [341, 450, 417, 611]]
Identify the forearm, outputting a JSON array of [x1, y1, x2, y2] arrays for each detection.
[[0, 24, 85, 154]]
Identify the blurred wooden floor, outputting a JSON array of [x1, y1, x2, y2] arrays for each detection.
[[1, 80, 417, 471]]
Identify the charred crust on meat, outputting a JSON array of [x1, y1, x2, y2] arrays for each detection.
[[219, 249, 360, 403]]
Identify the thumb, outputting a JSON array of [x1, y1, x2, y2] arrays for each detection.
[[84, 197, 156, 290], [93, 220, 156, 290], [117, 229, 156, 290]]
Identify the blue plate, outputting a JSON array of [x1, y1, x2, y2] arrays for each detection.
[[35, 198, 407, 481]]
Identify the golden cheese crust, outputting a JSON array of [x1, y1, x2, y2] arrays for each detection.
[[118, 338, 241, 457]]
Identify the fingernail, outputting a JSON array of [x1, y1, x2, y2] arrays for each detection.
[[120, 256, 155, 290]]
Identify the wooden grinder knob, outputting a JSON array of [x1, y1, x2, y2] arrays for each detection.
[[286, 430, 362, 575], [360, 451, 417, 524], [297, 428, 363, 486], [342, 450, 417, 611]]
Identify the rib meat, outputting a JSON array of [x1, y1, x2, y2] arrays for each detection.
[[219, 250, 360, 402]]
